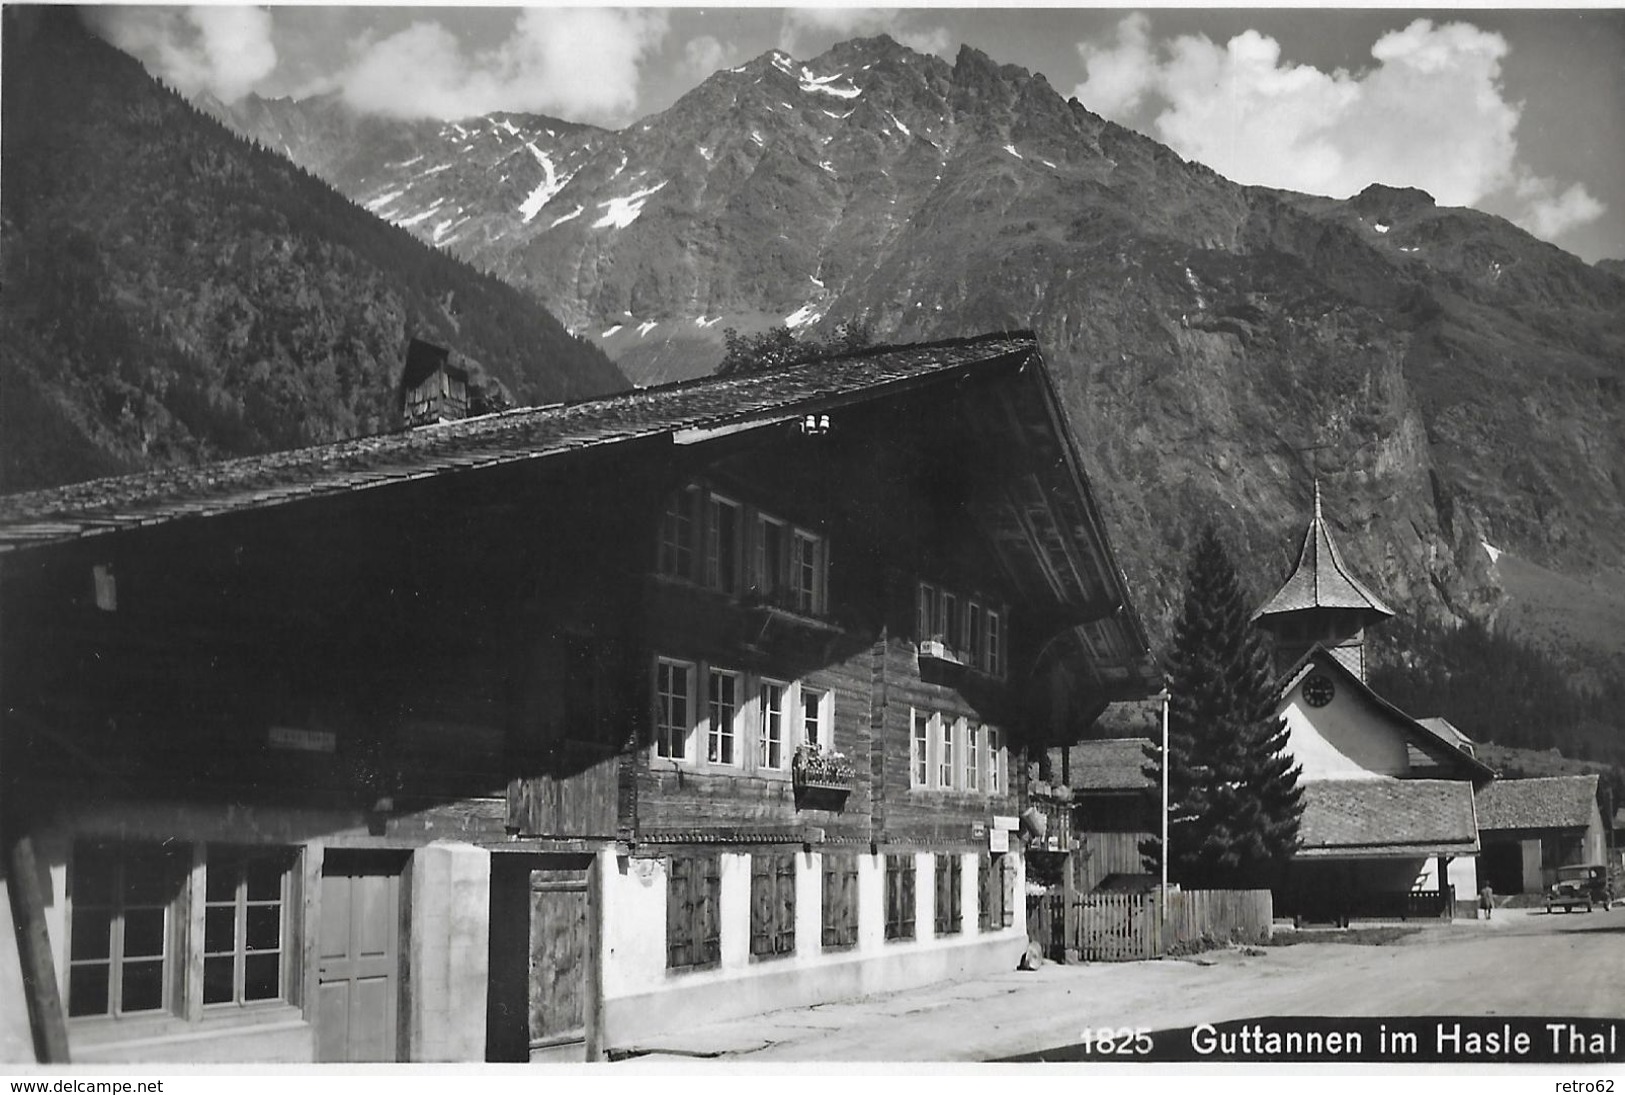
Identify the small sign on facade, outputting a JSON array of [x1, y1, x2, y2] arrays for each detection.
[[268, 726, 336, 753], [989, 828, 1009, 853]]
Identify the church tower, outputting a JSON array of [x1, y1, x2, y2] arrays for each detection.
[[1252, 482, 1395, 680]]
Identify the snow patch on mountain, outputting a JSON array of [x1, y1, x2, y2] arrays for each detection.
[[637, 321, 658, 337], [1483, 540, 1503, 564], [365, 189, 405, 212], [519, 144, 572, 224], [1003, 144, 1022, 159], [391, 155, 424, 169], [785, 302, 825, 328], [591, 181, 667, 229], [395, 199, 446, 228], [549, 205, 583, 228], [887, 112, 910, 137], [799, 66, 862, 98]]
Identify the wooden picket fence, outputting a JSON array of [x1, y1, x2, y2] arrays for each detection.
[[1033, 888, 1274, 962]]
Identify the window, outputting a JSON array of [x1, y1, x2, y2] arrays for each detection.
[[749, 852, 796, 958], [917, 583, 1006, 676], [655, 657, 834, 774], [941, 592, 959, 651], [964, 723, 980, 792], [791, 531, 824, 615], [754, 514, 786, 598], [67, 842, 296, 1022], [658, 487, 697, 579], [666, 854, 721, 969], [759, 680, 788, 769], [986, 609, 1004, 678], [986, 726, 1004, 795], [706, 495, 742, 594], [821, 854, 859, 949], [937, 716, 955, 789], [655, 659, 695, 761], [884, 855, 916, 941], [68, 843, 187, 1018], [911, 710, 929, 789], [934, 854, 963, 936], [202, 847, 291, 1007], [800, 686, 828, 751], [917, 583, 937, 642], [707, 668, 741, 765]]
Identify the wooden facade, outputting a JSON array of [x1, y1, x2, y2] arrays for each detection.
[[0, 334, 1157, 1062]]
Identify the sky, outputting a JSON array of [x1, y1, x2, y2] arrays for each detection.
[[82, 5, 1625, 264]]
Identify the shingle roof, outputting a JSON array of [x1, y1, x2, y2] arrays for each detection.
[[0, 333, 1038, 553], [1295, 778, 1480, 858], [1253, 482, 1396, 621], [1057, 739, 1154, 791], [1475, 775, 1600, 832]]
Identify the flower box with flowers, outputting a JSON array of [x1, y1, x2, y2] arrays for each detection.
[[792, 744, 855, 791]]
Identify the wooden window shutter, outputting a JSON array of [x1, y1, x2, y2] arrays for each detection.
[[822, 854, 857, 949], [699, 855, 721, 966], [821, 857, 839, 947], [841, 859, 858, 945], [935, 854, 962, 935], [978, 853, 992, 932], [751, 852, 795, 958], [750, 854, 773, 957], [994, 851, 1007, 922], [666, 856, 692, 968], [774, 852, 796, 955], [885, 855, 916, 941]]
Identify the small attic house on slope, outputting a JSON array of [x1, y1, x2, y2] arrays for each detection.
[[1254, 486, 1494, 924], [0, 332, 1156, 1064], [399, 337, 470, 426]]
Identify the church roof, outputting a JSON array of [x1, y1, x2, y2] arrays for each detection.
[[1253, 483, 1396, 622]]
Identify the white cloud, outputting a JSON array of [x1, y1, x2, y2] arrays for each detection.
[[1515, 177, 1607, 240], [779, 8, 951, 60], [682, 35, 735, 83], [87, 5, 277, 103], [340, 8, 669, 125], [1072, 17, 1604, 245], [1075, 13, 1157, 117]]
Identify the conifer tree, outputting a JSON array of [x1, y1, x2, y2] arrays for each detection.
[[1143, 524, 1303, 888]]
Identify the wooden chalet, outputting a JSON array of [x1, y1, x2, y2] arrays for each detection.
[[1255, 489, 1495, 924], [0, 332, 1157, 1063]]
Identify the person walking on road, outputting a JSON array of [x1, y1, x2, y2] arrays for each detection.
[[1479, 883, 1495, 920]]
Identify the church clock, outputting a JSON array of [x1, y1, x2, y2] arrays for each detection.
[[1303, 674, 1335, 708]]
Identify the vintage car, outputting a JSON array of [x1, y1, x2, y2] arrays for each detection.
[[1546, 864, 1612, 913]]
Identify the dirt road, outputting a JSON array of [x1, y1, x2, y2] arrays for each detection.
[[613, 907, 1625, 1062]]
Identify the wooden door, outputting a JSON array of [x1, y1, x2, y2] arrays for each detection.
[[528, 867, 589, 1052], [316, 861, 401, 1062]]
